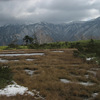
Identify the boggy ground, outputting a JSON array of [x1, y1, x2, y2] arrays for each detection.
[[0, 49, 100, 100]]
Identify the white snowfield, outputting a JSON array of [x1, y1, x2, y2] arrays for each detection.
[[0, 81, 34, 97]]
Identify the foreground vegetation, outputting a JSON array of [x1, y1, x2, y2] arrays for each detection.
[[0, 48, 99, 100], [1, 39, 100, 50], [0, 66, 12, 89], [72, 39, 100, 65], [0, 39, 100, 100], [1, 39, 100, 64]]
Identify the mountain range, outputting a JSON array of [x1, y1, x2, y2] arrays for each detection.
[[0, 17, 100, 45]]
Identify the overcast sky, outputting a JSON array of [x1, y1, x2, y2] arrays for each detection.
[[0, 0, 100, 25]]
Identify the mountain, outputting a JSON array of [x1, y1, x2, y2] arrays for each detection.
[[0, 17, 100, 45]]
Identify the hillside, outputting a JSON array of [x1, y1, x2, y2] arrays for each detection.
[[0, 17, 100, 45]]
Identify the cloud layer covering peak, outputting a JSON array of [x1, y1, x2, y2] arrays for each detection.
[[0, 0, 100, 25]]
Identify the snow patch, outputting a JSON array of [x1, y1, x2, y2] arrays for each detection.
[[52, 51, 64, 53], [0, 53, 44, 57], [12, 60, 19, 62], [32, 90, 45, 100], [92, 93, 98, 98], [24, 69, 35, 76], [87, 70, 96, 76], [85, 75, 89, 78], [0, 58, 19, 63], [0, 81, 34, 97], [86, 58, 93, 61], [79, 82, 94, 86], [60, 79, 71, 83], [90, 68, 100, 71], [26, 59, 34, 61], [0, 58, 8, 63], [60, 79, 94, 86]]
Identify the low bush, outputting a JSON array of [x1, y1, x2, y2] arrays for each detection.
[[0, 66, 13, 88], [8, 43, 19, 49]]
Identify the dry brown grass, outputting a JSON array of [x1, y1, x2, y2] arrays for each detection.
[[93, 93, 100, 100], [0, 94, 36, 100], [96, 70, 100, 81], [0, 49, 99, 100]]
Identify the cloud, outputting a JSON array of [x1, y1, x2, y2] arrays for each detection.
[[0, 0, 100, 25]]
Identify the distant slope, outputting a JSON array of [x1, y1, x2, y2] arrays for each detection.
[[0, 17, 100, 45]]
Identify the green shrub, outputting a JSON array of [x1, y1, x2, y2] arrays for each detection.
[[8, 43, 19, 49], [0, 66, 13, 88], [73, 50, 80, 57], [28, 43, 39, 49]]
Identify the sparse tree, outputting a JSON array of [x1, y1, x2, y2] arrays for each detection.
[[23, 35, 33, 45], [29, 37, 34, 44], [86, 39, 95, 53]]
